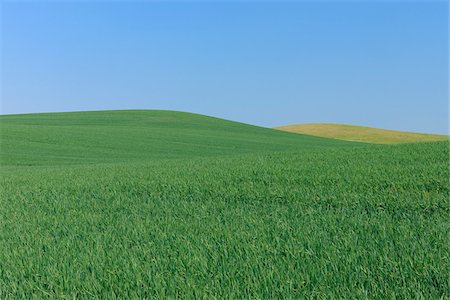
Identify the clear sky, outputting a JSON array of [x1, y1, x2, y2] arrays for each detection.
[[1, 0, 448, 133]]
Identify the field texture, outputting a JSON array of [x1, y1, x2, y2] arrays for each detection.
[[0, 111, 448, 299], [275, 123, 449, 144]]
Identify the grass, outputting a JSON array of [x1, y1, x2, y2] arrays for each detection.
[[275, 123, 449, 144], [0, 110, 448, 298]]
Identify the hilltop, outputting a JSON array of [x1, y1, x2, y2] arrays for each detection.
[[0, 110, 353, 166], [275, 123, 448, 144]]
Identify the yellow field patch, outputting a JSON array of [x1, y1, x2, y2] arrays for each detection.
[[275, 123, 449, 144]]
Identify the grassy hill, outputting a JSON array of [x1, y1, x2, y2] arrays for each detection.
[[275, 123, 449, 144], [0, 110, 448, 298], [0, 110, 352, 166]]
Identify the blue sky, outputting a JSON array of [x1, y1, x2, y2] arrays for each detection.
[[1, 0, 448, 133]]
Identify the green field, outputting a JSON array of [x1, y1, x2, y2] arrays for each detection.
[[276, 123, 449, 144], [1, 111, 448, 298], [1, 110, 352, 166]]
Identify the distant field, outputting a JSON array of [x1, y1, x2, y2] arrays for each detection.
[[0, 110, 352, 166], [0, 111, 448, 298], [275, 123, 449, 144]]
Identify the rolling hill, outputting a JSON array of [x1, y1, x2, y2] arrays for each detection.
[[0, 110, 354, 166], [0, 110, 448, 298], [275, 123, 449, 144]]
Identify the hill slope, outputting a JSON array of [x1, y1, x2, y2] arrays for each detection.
[[0, 110, 448, 298], [275, 123, 449, 144], [0, 110, 354, 166]]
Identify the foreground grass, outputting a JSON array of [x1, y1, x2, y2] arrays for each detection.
[[275, 123, 449, 144], [1, 142, 448, 298]]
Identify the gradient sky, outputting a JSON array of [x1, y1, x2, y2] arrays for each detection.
[[1, 0, 448, 133]]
